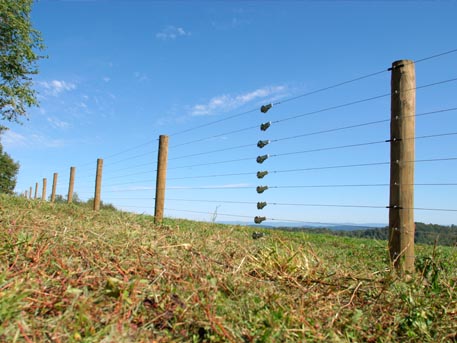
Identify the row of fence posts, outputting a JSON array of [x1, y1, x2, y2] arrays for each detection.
[[24, 59, 416, 274], [25, 166, 78, 204], [25, 140, 168, 224]]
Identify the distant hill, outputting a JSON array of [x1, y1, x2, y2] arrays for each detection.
[[274, 222, 457, 247]]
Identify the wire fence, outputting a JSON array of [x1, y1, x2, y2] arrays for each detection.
[[22, 49, 457, 232]]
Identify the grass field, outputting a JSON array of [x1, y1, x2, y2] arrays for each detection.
[[1, 194, 456, 342]]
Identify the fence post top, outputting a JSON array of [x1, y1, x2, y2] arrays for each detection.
[[391, 60, 414, 68]]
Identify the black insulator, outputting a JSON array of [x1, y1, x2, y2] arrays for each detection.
[[257, 171, 269, 179], [257, 202, 267, 210], [252, 231, 265, 239], [260, 103, 272, 113], [260, 121, 271, 131], [257, 140, 270, 148], [256, 154, 269, 164], [254, 216, 266, 224], [256, 185, 268, 194]]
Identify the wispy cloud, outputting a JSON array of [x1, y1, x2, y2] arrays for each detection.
[[2, 130, 66, 149], [156, 26, 191, 40], [191, 85, 287, 116], [39, 80, 76, 96], [47, 116, 71, 129], [134, 72, 149, 82], [2, 130, 28, 148]]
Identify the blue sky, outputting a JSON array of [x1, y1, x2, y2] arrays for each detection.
[[3, 0, 457, 226]]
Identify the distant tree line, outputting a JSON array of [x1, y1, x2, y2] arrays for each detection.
[[276, 223, 457, 247], [50, 192, 117, 211]]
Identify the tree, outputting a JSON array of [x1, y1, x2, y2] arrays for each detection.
[[0, 0, 45, 123], [0, 127, 19, 194]]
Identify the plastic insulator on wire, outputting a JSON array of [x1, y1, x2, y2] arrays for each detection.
[[256, 185, 268, 194], [260, 103, 272, 113], [254, 216, 266, 224], [257, 202, 267, 210], [257, 170, 269, 179], [256, 154, 269, 164], [257, 140, 270, 148], [260, 121, 271, 131]]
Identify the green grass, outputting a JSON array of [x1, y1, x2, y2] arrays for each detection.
[[0, 194, 456, 342]]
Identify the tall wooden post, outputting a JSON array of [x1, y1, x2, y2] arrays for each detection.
[[42, 178, 47, 201], [29, 187, 32, 199], [94, 159, 103, 211], [389, 60, 415, 273], [51, 173, 58, 203], [68, 166, 76, 203], [154, 135, 169, 223], [34, 182, 38, 199]]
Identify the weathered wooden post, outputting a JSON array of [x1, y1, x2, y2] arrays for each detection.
[[51, 173, 58, 203], [42, 178, 47, 201], [154, 135, 169, 223], [29, 187, 32, 199], [94, 159, 103, 211], [34, 182, 38, 199], [389, 60, 415, 274], [68, 166, 76, 204]]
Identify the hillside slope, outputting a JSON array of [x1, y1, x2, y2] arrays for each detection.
[[0, 195, 456, 342]]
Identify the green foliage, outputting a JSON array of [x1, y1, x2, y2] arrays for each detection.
[[0, 127, 19, 194], [0, 0, 45, 123]]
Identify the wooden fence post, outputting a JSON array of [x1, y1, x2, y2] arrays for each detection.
[[42, 178, 47, 201], [154, 135, 169, 223], [68, 166, 76, 204], [94, 158, 103, 211], [389, 60, 415, 274], [34, 182, 38, 199], [51, 173, 58, 203]]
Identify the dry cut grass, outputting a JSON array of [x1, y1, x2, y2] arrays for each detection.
[[0, 194, 456, 342]]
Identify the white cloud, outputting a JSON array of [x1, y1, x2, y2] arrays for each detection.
[[134, 72, 149, 82], [103, 77, 111, 83], [2, 130, 66, 149], [2, 130, 28, 148], [47, 116, 71, 129], [39, 80, 76, 96], [191, 85, 287, 116], [156, 26, 191, 40]]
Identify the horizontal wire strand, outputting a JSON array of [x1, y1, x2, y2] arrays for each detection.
[[46, 49, 456, 175], [170, 125, 258, 149], [167, 156, 253, 170], [169, 143, 253, 161], [164, 208, 388, 228], [166, 157, 457, 181]]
